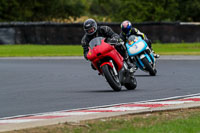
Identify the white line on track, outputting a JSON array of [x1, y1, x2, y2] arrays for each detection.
[[1, 93, 200, 120]]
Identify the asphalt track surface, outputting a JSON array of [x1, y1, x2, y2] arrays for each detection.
[[0, 57, 200, 118]]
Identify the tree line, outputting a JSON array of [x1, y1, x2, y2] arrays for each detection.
[[0, 0, 199, 22]]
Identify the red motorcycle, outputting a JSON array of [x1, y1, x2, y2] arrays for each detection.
[[87, 37, 137, 91]]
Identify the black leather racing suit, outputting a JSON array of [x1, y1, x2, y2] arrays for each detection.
[[81, 26, 126, 60], [120, 27, 152, 49]]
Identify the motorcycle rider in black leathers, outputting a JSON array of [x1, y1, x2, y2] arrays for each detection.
[[81, 18, 133, 70], [120, 20, 159, 58]]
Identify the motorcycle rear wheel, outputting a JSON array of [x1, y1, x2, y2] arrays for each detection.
[[101, 64, 122, 91], [142, 57, 157, 76], [124, 77, 137, 90]]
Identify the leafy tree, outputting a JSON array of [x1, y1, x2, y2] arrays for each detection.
[[0, 0, 86, 21], [144, 0, 179, 22], [111, 0, 147, 22], [111, 0, 179, 22], [176, 0, 200, 21], [89, 0, 122, 20], [0, 0, 21, 21], [0, 0, 200, 22]]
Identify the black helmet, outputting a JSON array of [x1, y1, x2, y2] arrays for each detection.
[[83, 19, 97, 35]]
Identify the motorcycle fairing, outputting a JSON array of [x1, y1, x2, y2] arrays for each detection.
[[126, 37, 148, 56], [87, 38, 124, 73]]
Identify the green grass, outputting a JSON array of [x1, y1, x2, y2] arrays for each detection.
[[109, 114, 200, 133], [0, 43, 200, 57], [153, 43, 200, 55], [0, 45, 83, 57]]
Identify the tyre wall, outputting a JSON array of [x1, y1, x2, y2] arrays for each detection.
[[0, 22, 199, 44]]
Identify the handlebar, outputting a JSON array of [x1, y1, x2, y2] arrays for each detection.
[[109, 41, 124, 46]]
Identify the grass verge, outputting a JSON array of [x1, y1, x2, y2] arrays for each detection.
[[0, 45, 83, 57], [0, 43, 200, 57], [153, 43, 200, 55], [4, 107, 200, 133]]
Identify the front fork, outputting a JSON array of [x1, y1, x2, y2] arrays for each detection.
[[133, 50, 155, 70], [118, 61, 133, 85], [102, 60, 131, 85], [110, 60, 118, 76]]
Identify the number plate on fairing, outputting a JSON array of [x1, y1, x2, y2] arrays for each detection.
[[128, 42, 146, 55]]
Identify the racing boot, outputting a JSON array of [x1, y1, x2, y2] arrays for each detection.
[[152, 51, 160, 58], [127, 61, 135, 73], [124, 57, 135, 73], [91, 63, 97, 70], [154, 54, 160, 58], [134, 64, 138, 71], [145, 39, 160, 58]]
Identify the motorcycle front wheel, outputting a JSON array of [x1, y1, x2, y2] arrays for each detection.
[[101, 64, 122, 91], [142, 57, 157, 76]]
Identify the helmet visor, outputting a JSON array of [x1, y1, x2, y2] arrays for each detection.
[[122, 26, 131, 35], [122, 28, 131, 34], [85, 27, 96, 35]]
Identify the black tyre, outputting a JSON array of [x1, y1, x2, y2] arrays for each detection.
[[124, 77, 137, 90], [101, 64, 122, 91], [142, 57, 157, 76]]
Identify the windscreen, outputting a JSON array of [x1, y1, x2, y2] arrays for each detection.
[[128, 35, 137, 42], [89, 37, 104, 49]]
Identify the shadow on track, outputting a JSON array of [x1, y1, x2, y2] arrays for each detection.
[[135, 74, 150, 77], [73, 89, 132, 93], [135, 74, 160, 77]]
